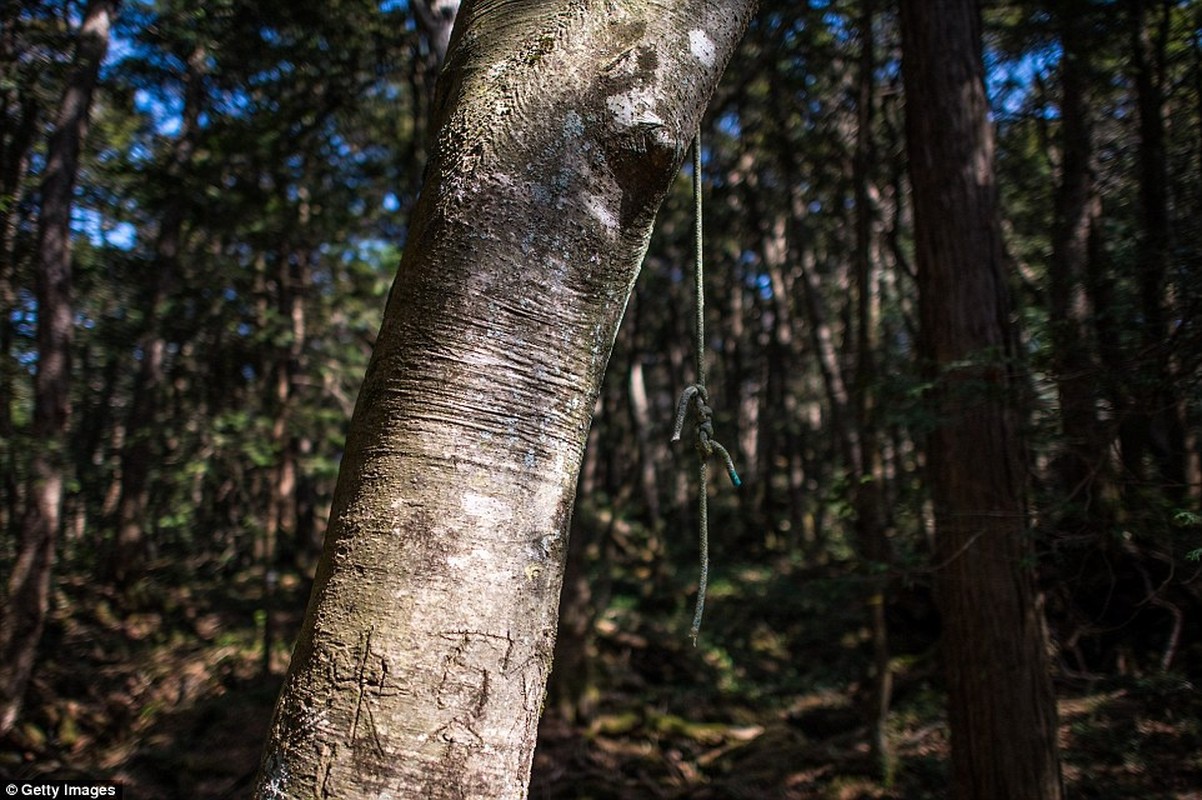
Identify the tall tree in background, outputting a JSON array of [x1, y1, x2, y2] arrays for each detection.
[[254, 2, 755, 797], [413, 0, 461, 68], [0, 2, 46, 540], [851, 0, 893, 781], [1049, 0, 1108, 534], [110, 41, 205, 585], [1128, 0, 1186, 497], [0, 0, 117, 737], [899, 1, 1063, 798]]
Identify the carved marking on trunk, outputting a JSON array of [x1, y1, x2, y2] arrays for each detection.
[[316, 743, 334, 797], [350, 627, 388, 757]]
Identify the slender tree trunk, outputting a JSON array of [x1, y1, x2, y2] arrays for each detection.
[[0, 90, 39, 538], [628, 356, 662, 522], [1129, 0, 1185, 497], [899, 2, 1063, 799], [407, 0, 462, 206], [0, 0, 116, 737], [255, 3, 754, 797], [413, 0, 462, 70], [1, 25, 43, 532], [547, 499, 599, 725], [852, 0, 893, 782], [111, 45, 204, 586], [1049, 0, 1109, 534]]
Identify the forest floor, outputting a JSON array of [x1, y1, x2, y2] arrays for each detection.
[[1, 555, 1200, 799]]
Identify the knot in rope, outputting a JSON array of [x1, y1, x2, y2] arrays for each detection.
[[672, 383, 741, 488]]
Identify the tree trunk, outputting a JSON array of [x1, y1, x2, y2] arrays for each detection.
[[407, 0, 462, 207], [899, 2, 1063, 799], [1128, 0, 1185, 497], [852, 0, 893, 782], [413, 0, 462, 70], [111, 44, 204, 586], [1049, 0, 1109, 535], [1, 18, 44, 533], [254, 3, 755, 797], [0, 0, 116, 737], [628, 356, 662, 522]]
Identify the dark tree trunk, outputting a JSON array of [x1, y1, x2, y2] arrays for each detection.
[[0, 0, 117, 736], [852, 0, 893, 782], [0, 76, 40, 540], [1049, 0, 1110, 534], [111, 45, 204, 586], [1128, 0, 1186, 496], [254, 2, 755, 797], [899, 2, 1063, 799]]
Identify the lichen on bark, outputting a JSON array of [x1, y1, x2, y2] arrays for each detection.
[[255, 3, 755, 798]]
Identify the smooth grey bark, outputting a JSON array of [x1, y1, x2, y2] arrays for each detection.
[[0, 0, 117, 737], [254, 2, 755, 798]]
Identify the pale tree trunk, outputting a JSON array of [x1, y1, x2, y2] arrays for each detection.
[[407, 0, 461, 200], [899, 2, 1063, 799], [413, 0, 462, 70], [852, 0, 893, 781], [254, 2, 755, 798], [0, 0, 117, 737]]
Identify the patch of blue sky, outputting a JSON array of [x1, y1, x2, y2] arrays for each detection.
[[9, 288, 37, 333], [716, 110, 742, 139], [135, 88, 183, 137], [75, 206, 137, 251], [986, 43, 1062, 120]]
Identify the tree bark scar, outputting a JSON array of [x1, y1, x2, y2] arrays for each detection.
[[316, 744, 334, 798], [349, 627, 389, 759], [254, 2, 756, 797]]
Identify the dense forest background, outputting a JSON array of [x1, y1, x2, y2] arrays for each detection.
[[2, 0, 1200, 797]]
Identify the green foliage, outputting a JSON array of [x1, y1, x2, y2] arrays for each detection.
[[1178, 510, 1202, 561], [2, 0, 422, 563]]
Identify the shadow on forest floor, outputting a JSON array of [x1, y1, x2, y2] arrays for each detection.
[[1, 558, 1200, 799]]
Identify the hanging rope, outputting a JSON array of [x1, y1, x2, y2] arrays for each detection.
[[672, 130, 740, 646]]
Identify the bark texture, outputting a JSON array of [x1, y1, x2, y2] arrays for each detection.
[[0, 0, 116, 737], [255, 2, 754, 797], [899, 2, 1063, 799]]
